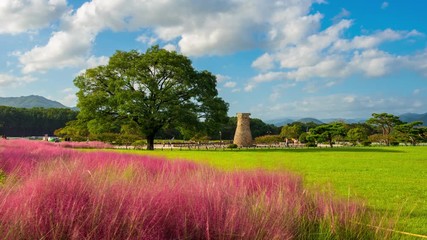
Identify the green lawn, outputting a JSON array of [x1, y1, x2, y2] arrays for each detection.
[[114, 146, 427, 237]]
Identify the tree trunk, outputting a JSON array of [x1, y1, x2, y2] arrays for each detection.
[[146, 134, 155, 150]]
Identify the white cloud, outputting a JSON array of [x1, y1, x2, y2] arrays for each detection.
[[252, 94, 425, 119], [248, 17, 423, 88], [224, 81, 237, 88], [252, 72, 288, 83], [136, 35, 158, 45], [162, 44, 177, 52], [252, 53, 275, 71], [405, 49, 427, 76], [19, 29, 95, 73], [244, 83, 256, 92], [216, 74, 231, 83], [349, 49, 396, 77], [59, 88, 77, 107], [17, 0, 327, 73], [0, 0, 68, 34], [85, 55, 109, 68], [332, 8, 350, 23], [381, 2, 389, 9], [0, 73, 36, 87]]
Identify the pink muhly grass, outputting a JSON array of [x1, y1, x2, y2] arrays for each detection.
[[59, 141, 113, 149], [0, 139, 392, 239]]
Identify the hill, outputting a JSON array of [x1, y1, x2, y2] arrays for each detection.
[[296, 118, 324, 124], [0, 95, 68, 109], [399, 113, 427, 125]]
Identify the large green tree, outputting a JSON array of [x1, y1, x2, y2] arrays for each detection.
[[74, 46, 229, 150], [366, 113, 402, 146]]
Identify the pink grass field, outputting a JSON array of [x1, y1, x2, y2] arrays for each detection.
[[0, 139, 392, 239]]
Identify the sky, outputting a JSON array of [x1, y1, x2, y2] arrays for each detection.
[[0, 0, 426, 121]]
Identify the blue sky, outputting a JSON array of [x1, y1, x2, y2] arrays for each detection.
[[0, 0, 426, 121]]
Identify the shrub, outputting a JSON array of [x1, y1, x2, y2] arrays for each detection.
[[254, 135, 282, 144], [132, 140, 147, 149], [227, 143, 238, 148]]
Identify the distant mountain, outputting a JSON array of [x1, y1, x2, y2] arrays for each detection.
[[399, 113, 427, 126], [267, 117, 325, 126], [265, 118, 294, 126], [320, 118, 367, 124], [296, 118, 324, 124], [0, 95, 68, 109]]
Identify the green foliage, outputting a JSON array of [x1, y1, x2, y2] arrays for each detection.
[[310, 122, 346, 147], [280, 124, 304, 139], [132, 140, 147, 149], [254, 135, 283, 144], [0, 106, 77, 136], [347, 127, 368, 145], [227, 143, 238, 149], [394, 121, 426, 146], [367, 113, 402, 146], [74, 46, 228, 150], [55, 119, 89, 141], [298, 132, 309, 143]]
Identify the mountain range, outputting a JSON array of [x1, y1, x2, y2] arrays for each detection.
[[1, 95, 426, 126], [0, 95, 68, 109], [267, 114, 427, 126]]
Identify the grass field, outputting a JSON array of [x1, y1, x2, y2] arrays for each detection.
[[116, 146, 427, 237]]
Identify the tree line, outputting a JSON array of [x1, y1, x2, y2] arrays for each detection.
[[276, 113, 427, 147], [0, 106, 77, 137]]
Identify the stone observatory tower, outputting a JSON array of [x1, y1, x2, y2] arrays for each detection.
[[233, 113, 253, 147]]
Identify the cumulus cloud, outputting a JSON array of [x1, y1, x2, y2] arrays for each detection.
[[0, 73, 36, 87], [18, 0, 325, 73], [247, 16, 424, 91], [0, 0, 68, 34]]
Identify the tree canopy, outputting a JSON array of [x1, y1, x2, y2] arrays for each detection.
[[310, 122, 346, 148], [73, 46, 229, 149], [366, 113, 402, 145], [0, 106, 77, 137]]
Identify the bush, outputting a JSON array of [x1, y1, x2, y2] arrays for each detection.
[[362, 141, 372, 146], [132, 140, 147, 149], [389, 141, 399, 146], [254, 135, 282, 144], [227, 143, 238, 149], [306, 142, 317, 147]]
